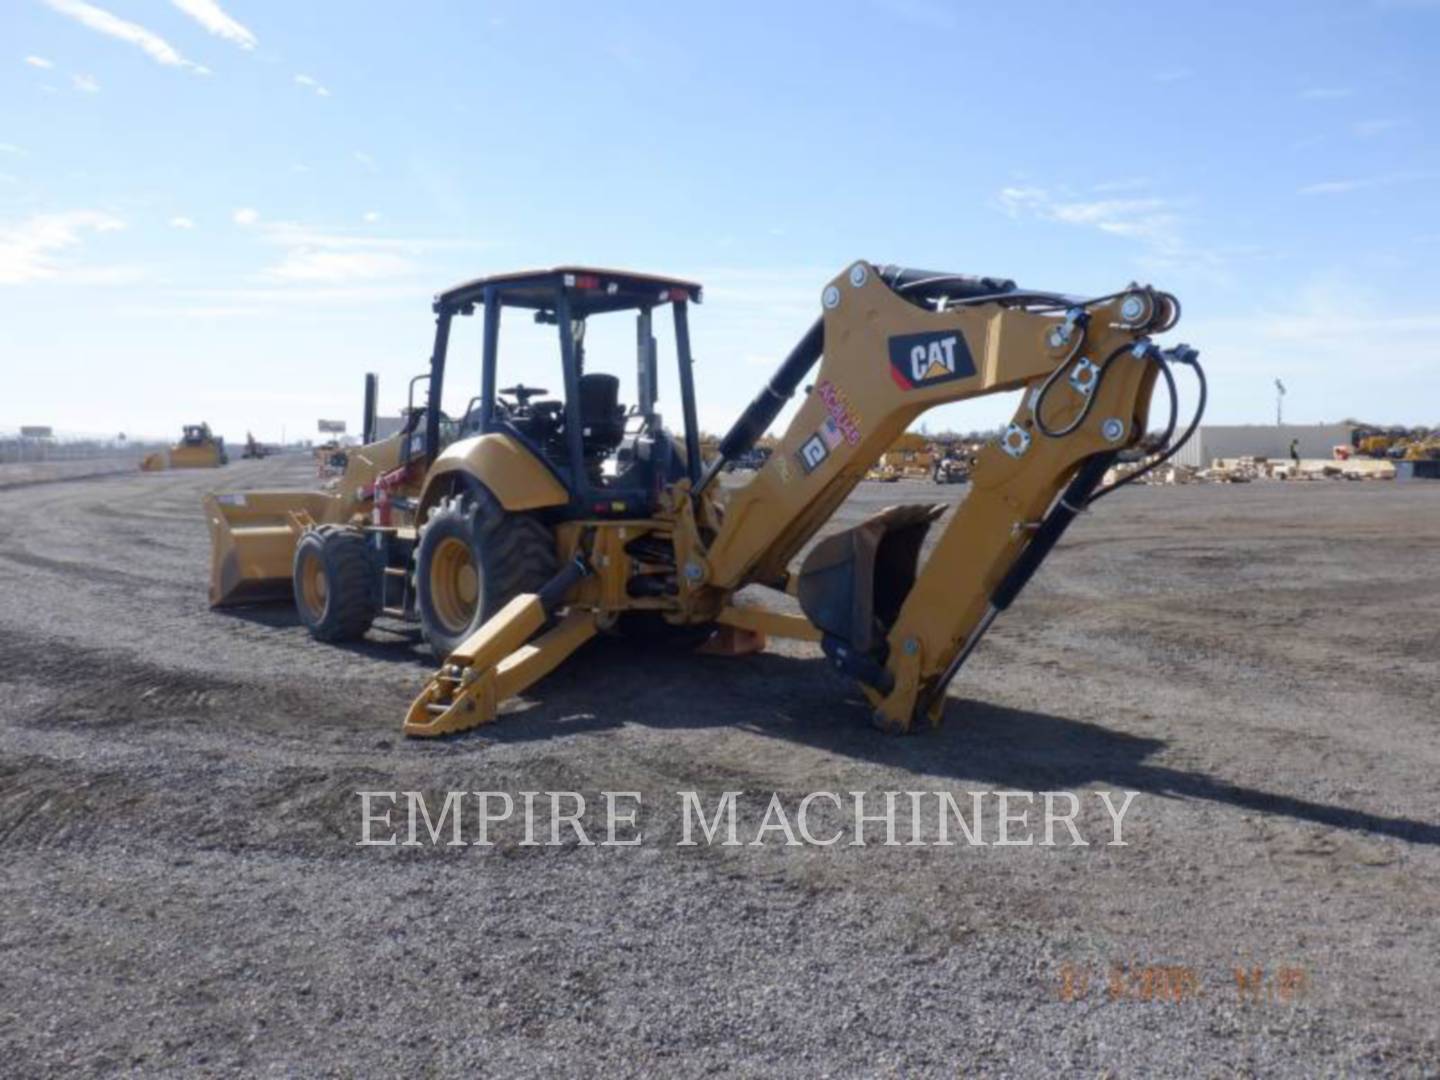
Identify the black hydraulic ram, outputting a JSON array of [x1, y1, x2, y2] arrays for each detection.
[[695, 318, 825, 496], [916, 451, 1116, 716], [694, 266, 1017, 498], [537, 554, 592, 613]]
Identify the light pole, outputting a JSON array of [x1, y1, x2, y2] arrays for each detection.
[[1275, 379, 1286, 426]]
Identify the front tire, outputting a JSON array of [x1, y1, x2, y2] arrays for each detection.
[[414, 489, 557, 659], [293, 527, 378, 642]]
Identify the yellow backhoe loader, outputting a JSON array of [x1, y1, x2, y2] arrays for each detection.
[[142, 423, 228, 470], [206, 263, 1202, 738]]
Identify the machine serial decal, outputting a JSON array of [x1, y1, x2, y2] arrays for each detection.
[[797, 432, 829, 474], [816, 379, 862, 444], [888, 330, 977, 390]]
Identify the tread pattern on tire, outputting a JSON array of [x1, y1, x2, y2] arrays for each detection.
[[416, 485, 557, 657], [296, 526, 377, 643]]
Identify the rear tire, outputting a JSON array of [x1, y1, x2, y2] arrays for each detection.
[[293, 527, 378, 642], [415, 488, 557, 659]]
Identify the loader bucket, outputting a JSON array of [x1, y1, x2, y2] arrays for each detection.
[[796, 504, 944, 655], [204, 491, 342, 606], [171, 444, 223, 469]]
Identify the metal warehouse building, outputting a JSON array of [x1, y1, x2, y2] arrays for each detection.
[[1171, 424, 1355, 468]]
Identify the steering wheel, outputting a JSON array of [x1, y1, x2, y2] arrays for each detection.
[[499, 384, 550, 408]]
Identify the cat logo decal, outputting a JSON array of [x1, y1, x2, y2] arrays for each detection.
[[888, 330, 976, 390]]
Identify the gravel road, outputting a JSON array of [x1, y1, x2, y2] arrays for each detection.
[[1, 456, 1437, 1076]]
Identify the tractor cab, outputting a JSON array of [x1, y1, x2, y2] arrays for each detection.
[[425, 267, 705, 517]]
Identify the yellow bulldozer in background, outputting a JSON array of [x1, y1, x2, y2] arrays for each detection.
[[206, 263, 1203, 739], [865, 433, 933, 481], [1393, 434, 1440, 461], [142, 423, 228, 471], [1344, 424, 1440, 462]]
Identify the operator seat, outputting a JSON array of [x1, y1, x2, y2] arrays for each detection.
[[578, 373, 625, 456]]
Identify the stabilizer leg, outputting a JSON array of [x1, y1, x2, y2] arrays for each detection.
[[403, 599, 598, 738]]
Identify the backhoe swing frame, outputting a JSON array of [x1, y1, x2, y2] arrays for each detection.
[[405, 261, 1193, 737]]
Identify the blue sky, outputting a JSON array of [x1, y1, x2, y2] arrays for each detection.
[[2, 0, 1437, 443]]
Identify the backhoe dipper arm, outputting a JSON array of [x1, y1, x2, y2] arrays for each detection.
[[699, 260, 1188, 731]]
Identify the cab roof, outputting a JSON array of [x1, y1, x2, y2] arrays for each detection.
[[435, 266, 703, 316]]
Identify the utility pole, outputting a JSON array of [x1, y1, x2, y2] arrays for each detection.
[[1274, 379, 1286, 426]]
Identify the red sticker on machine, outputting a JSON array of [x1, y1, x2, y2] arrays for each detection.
[[815, 379, 862, 444]]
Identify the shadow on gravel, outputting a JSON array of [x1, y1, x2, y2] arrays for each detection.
[[216, 604, 433, 666], [215, 604, 301, 629], [480, 636, 1440, 848]]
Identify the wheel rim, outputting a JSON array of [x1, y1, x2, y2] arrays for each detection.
[[429, 536, 479, 634], [298, 548, 327, 619]]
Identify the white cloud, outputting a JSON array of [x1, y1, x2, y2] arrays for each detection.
[[1298, 171, 1434, 195], [995, 183, 1254, 277], [227, 216, 481, 287], [1091, 176, 1151, 193], [250, 221, 474, 253], [1352, 117, 1404, 137], [362, 210, 381, 223], [1299, 179, 1367, 195], [1153, 67, 1193, 83], [353, 151, 376, 172], [1000, 185, 1182, 250], [265, 250, 416, 283], [24, 56, 55, 69], [169, 216, 195, 229], [42, 0, 209, 74], [72, 72, 100, 93], [169, 0, 256, 50], [0, 143, 24, 156], [294, 73, 330, 96], [1186, 278, 1440, 423], [237, 217, 488, 285], [232, 207, 259, 226], [124, 282, 426, 318], [1300, 86, 1353, 100], [0, 209, 125, 284]]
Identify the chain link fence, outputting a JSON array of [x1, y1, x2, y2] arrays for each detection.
[[0, 431, 169, 465], [0, 430, 172, 487]]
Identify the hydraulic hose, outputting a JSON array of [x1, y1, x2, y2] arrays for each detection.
[[1087, 344, 1205, 504]]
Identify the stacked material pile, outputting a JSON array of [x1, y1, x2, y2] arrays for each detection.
[[1101, 456, 1397, 487]]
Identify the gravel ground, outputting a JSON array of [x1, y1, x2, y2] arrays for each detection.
[[1, 456, 1437, 1076], [0, 456, 149, 490]]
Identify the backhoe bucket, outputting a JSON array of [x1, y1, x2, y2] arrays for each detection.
[[204, 491, 341, 606], [796, 504, 944, 655]]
